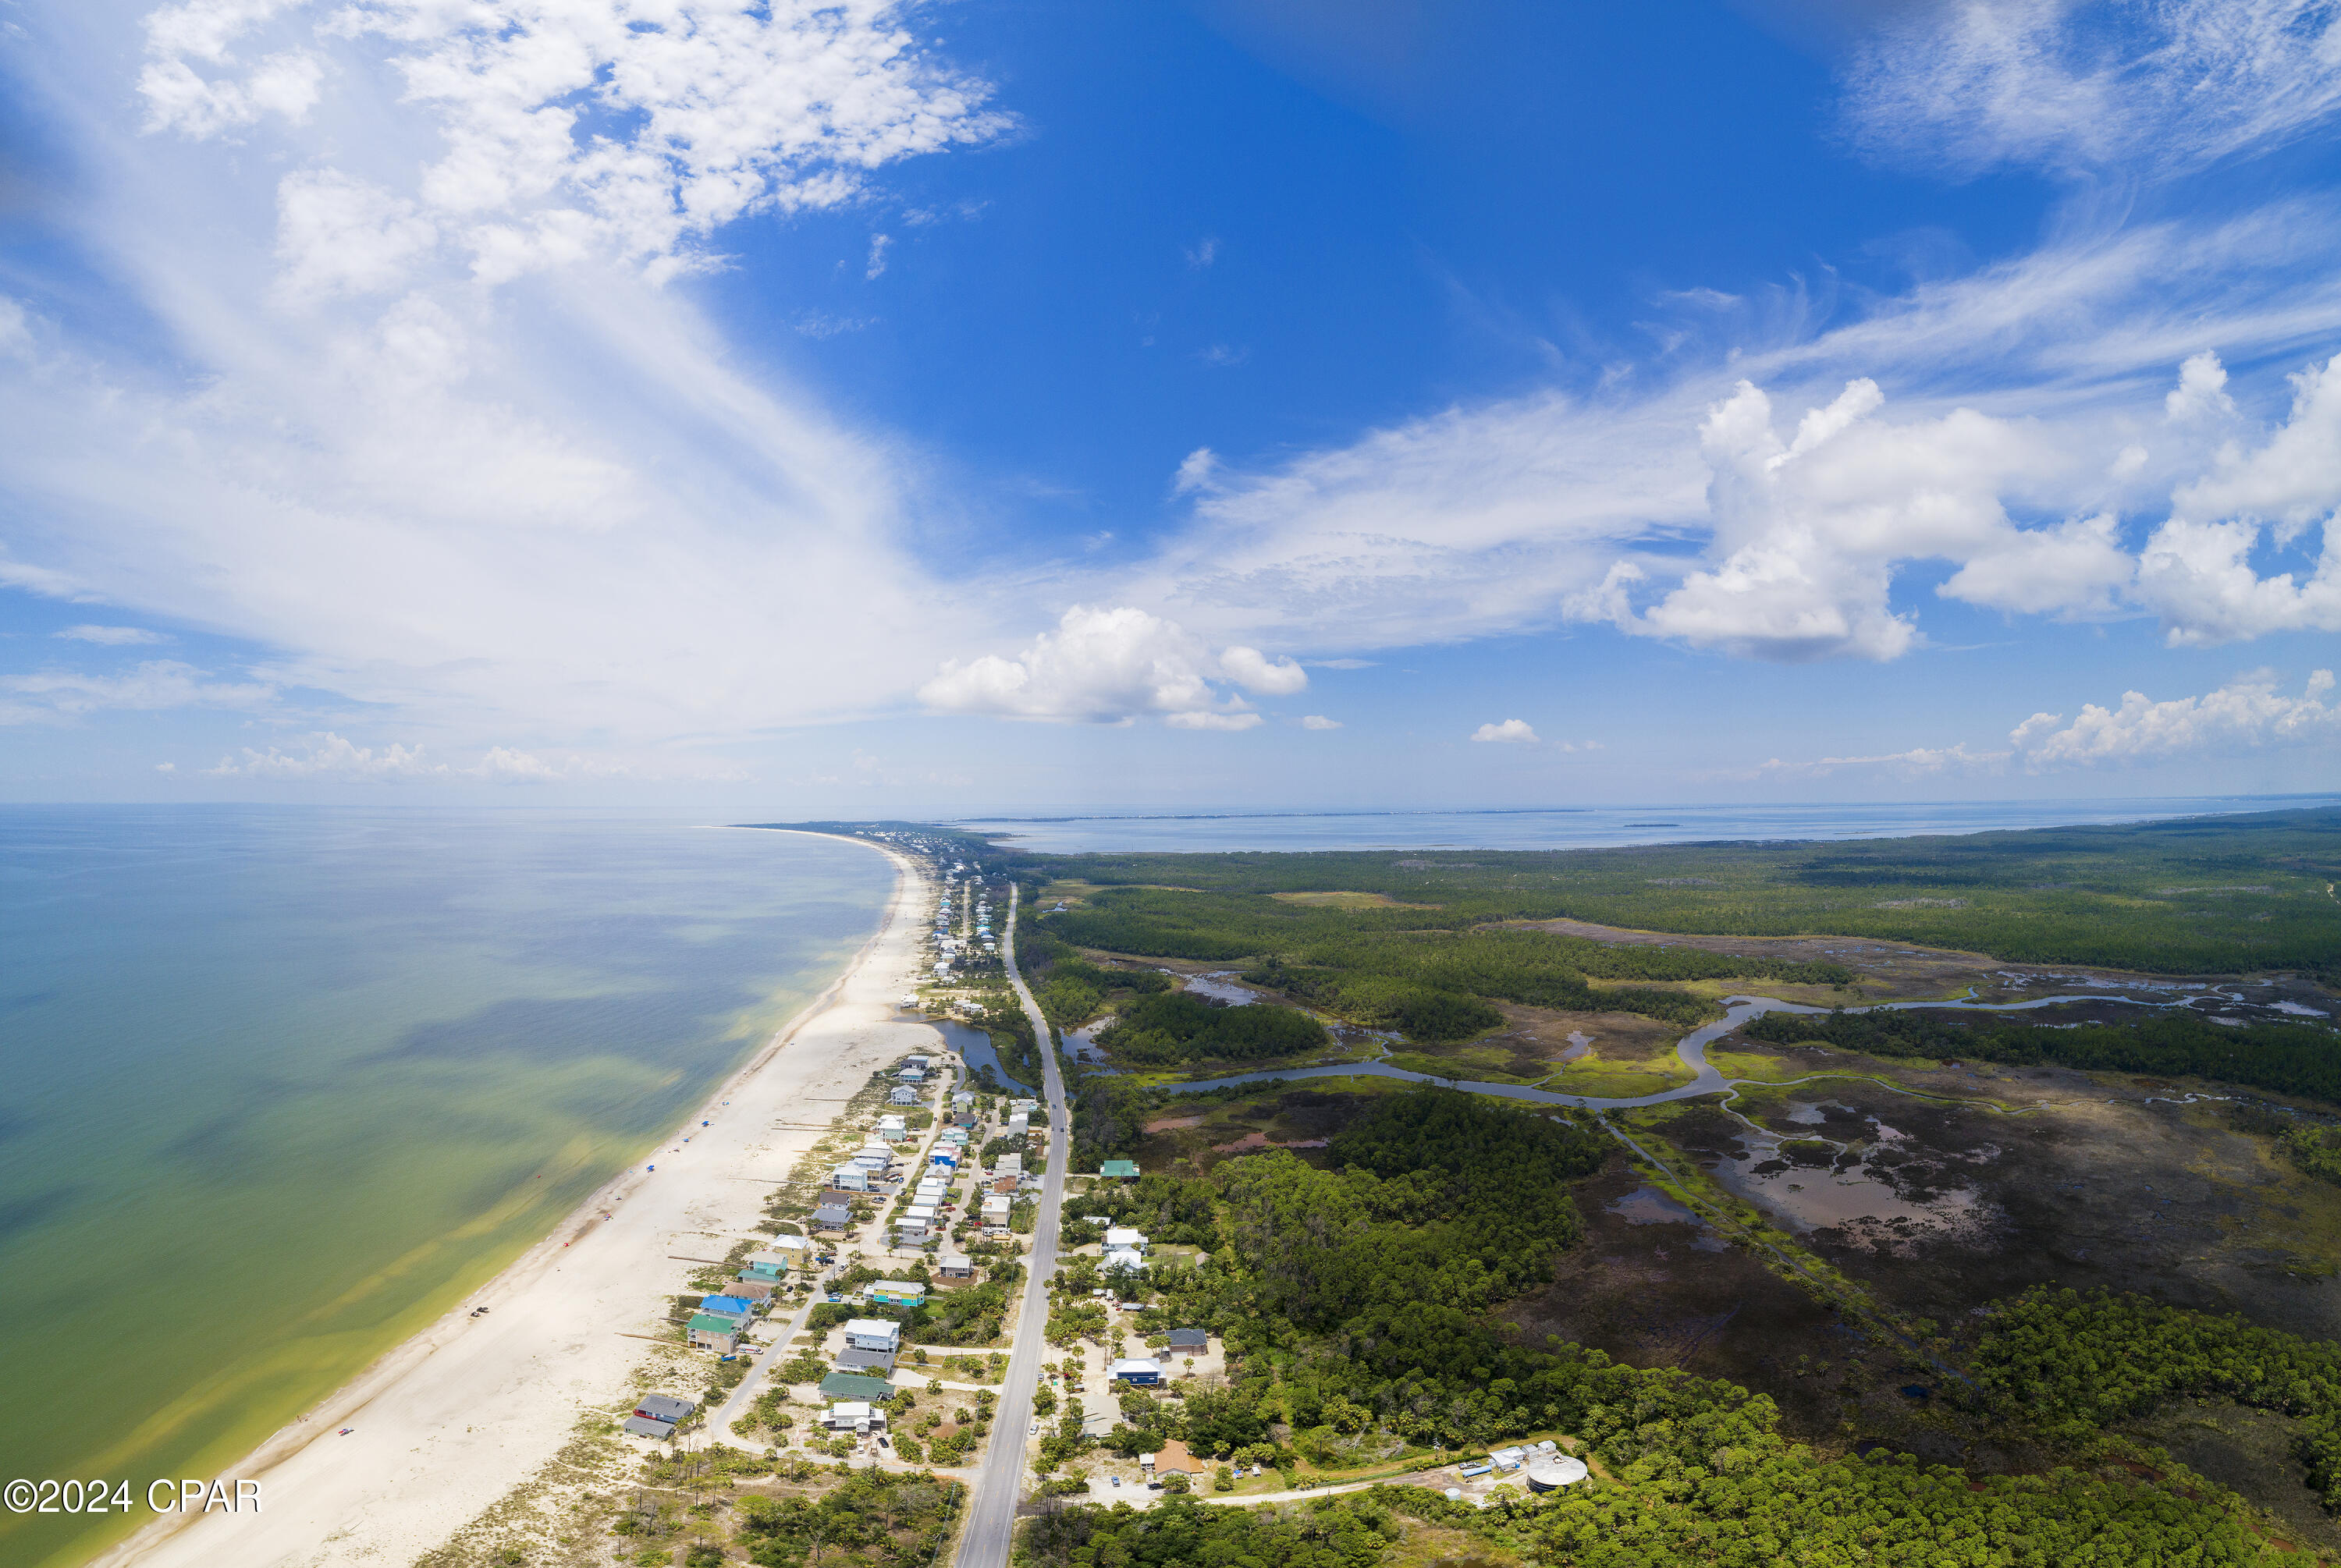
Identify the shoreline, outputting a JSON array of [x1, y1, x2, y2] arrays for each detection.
[[98, 831, 929, 1568]]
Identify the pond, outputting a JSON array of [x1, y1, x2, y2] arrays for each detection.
[[917, 1013, 1036, 1097]]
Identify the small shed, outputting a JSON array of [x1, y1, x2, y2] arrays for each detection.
[[622, 1415, 675, 1439], [1109, 1358, 1162, 1385], [1099, 1159, 1141, 1181]]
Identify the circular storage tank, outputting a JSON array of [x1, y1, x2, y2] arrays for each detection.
[[1444, 1488, 1462, 1502], [1524, 1456, 1589, 1492]]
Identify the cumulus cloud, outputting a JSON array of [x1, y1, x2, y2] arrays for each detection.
[[2011, 669, 2339, 768], [1300, 714, 1341, 730], [1618, 377, 2119, 660], [1, 660, 273, 724], [55, 624, 168, 644], [1470, 718, 1538, 743], [918, 606, 1300, 726], [2165, 350, 2237, 423], [140, 0, 1013, 287]]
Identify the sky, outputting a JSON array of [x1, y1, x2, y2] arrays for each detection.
[[1, 0, 2338, 815]]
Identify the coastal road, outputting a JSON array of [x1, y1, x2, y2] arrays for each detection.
[[956, 881, 1067, 1568]]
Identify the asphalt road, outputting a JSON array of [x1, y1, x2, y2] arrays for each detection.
[[955, 881, 1067, 1568]]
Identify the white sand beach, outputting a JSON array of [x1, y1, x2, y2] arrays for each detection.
[[99, 834, 930, 1568]]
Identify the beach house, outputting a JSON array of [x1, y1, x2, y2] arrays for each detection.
[[888, 1086, 919, 1105], [811, 1202, 852, 1230], [636, 1394, 696, 1424], [726, 1277, 776, 1302], [843, 1318, 903, 1354], [829, 1165, 869, 1192], [869, 1280, 926, 1308], [1099, 1159, 1141, 1181], [1104, 1228, 1149, 1253], [1163, 1329, 1208, 1354], [687, 1312, 743, 1352], [1109, 1357, 1163, 1385], [981, 1194, 1012, 1226], [824, 1401, 886, 1435], [938, 1255, 975, 1279], [622, 1415, 676, 1439], [698, 1293, 757, 1325]]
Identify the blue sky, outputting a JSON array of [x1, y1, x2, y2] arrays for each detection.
[[2, 0, 2337, 813]]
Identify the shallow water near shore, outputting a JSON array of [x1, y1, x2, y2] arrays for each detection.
[[0, 807, 892, 1568]]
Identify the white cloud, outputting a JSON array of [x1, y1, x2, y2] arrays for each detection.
[[273, 169, 439, 300], [140, 1, 1014, 288], [2165, 350, 2237, 423], [55, 624, 168, 644], [2010, 669, 2339, 768], [1, 660, 274, 723], [1845, 0, 2341, 180], [865, 233, 893, 281], [1753, 742, 2011, 779], [1218, 645, 1307, 696], [1197, 344, 1249, 367], [1185, 237, 1218, 268], [1470, 718, 1538, 743], [918, 605, 1295, 726], [0, 0, 1015, 750], [198, 732, 749, 782], [1937, 511, 2133, 618], [1164, 710, 1262, 731], [1171, 447, 1220, 496], [1300, 714, 1341, 730], [208, 732, 442, 779]]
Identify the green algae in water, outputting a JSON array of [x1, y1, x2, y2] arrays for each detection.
[[0, 808, 892, 1567]]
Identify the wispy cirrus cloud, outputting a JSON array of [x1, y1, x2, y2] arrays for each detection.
[[2, 0, 1012, 754], [2, 660, 274, 725]]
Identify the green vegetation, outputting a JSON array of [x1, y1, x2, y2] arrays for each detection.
[[1745, 1006, 2341, 1105], [731, 1468, 961, 1564], [996, 806, 2341, 979], [1975, 1287, 2341, 1507], [1022, 1494, 1396, 1567], [1092, 989, 1330, 1066]]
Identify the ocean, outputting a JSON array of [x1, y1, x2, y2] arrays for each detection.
[[950, 795, 2341, 854], [0, 808, 893, 1568]]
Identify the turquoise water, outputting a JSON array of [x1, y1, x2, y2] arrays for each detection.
[[0, 808, 892, 1567], [953, 795, 2341, 853]]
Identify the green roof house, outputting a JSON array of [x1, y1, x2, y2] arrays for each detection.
[[687, 1312, 743, 1352], [1099, 1160, 1141, 1180]]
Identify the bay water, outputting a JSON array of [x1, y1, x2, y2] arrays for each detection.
[[0, 808, 891, 1567]]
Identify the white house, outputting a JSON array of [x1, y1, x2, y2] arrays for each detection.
[[1103, 1246, 1145, 1272], [843, 1318, 903, 1354], [1104, 1228, 1149, 1253], [981, 1195, 1012, 1224], [824, 1401, 886, 1433]]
